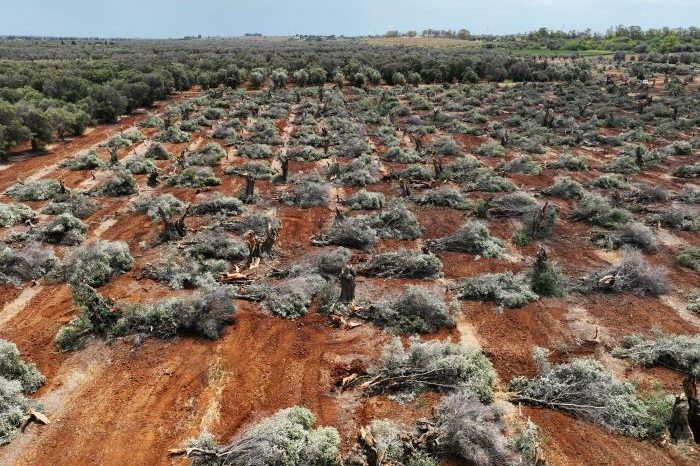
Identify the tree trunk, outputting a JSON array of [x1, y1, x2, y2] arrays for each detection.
[[243, 175, 255, 203], [670, 396, 695, 443], [339, 265, 356, 303], [683, 376, 700, 444], [281, 157, 289, 183]]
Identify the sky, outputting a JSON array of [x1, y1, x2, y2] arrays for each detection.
[[0, 0, 698, 38]]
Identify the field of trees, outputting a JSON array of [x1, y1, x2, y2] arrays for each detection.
[[0, 32, 698, 465]]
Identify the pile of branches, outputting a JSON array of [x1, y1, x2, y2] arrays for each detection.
[[360, 249, 442, 279], [510, 348, 670, 438], [424, 221, 504, 258], [354, 336, 494, 403], [172, 406, 340, 466], [583, 249, 669, 297], [614, 330, 700, 376]]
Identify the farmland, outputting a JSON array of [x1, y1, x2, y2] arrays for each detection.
[[0, 35, 698, 465]]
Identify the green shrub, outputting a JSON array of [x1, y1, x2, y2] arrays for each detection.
[[431, 391, 509, 464], [590, 173, 630, 189], [131, 193, 185, 219], [186, 143, 226, 166], [368, 286, 454, 333], [361, 249, 442, 279], [510, 348, 672, 438], [367, 202, 421, 240], [382, 146, 421, 163], [138, 114, 163, 129], [542, 176, 584, 199], [119, 285, 236, 339], [327, 154, 380, 187], [57, 284, 237, 349], [365, 336, 494, 402], [425, 221, 504, 258], [0, 243, 57, 286], [550, 152, 588, 171], [140, 249, 226, 289], [530, 254, 567, 297], [144, 143, 172, 160], [415, 187, 469, 210], [6, 180, 62, 201], [184, 406, 340, 466], [41, 213, 87, 245], [90, 169, 138, 196], [191, 194, 244, 216], [283, 175, 331, 207], [224, 161, 276, 180], [614, 329, 700, 376], [223, 212, 280, 236], [672, 162, 700, 178], [346, 190, 385, 210], [238, 143, 273, 159], [496, 155, 542, 175], [259, 274, 327, 319], [468, 168, 516, 192], [185, 231, 247, 261], [646, 207, 700, 232], [155, 125, 190, 143], [456, 272, 538, 308], [676, 246, 700, 271], [288, 145, 325, 161], [124, 156, 156, 175], [585, 250, 669, 297], [0, 203, 35, 227], [43, 193, 98, 219], [474, 141, 505, 157], [512, 205, 557, 246], [0, 339, 45, 445], [50, 240, 134, 287], [167, 167, 220, 187], [572, 194, 632, 229], [0, 342, 41, 396], [58, 149, 104, 170]]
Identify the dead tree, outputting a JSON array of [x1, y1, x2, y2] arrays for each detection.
[[498, 128, 510, 147], [108, 147, 120, 167], [399, 178, 411, 197], [577, 101, 592, 117], [635, 146, 645, 168], [242, 175, 255, 203], [279, 156, 289, 183], [260, 224, 279, 257], [431, 157, 443, 179], [339, 265, 357, 303], [147, 169, 159, 188], [158, 205, 189, 241], [244, 230, 262, 267], [176, 150, 187, 171], [670, 396, 695, 443], [683, 376, 700, 443], [412, 134, 423, 151], [543, 102, 555, 128]]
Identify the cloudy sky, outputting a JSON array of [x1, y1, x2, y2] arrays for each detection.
[[1, 0, 697, 38]]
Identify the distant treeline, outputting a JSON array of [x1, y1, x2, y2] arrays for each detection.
[[382, 26, 700, 53], [0, 35, 697, 155]]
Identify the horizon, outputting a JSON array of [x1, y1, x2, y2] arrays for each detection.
[[1, 0, 698, 40]]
